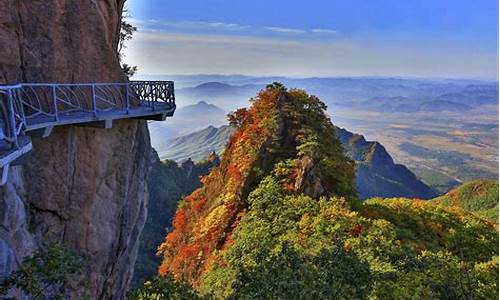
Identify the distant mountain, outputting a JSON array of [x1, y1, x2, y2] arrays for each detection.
[[434, 84, 499, 106], [177, 100, 226, 115], [156, 125, 233, 162], [418, 100, 472, 111], [134, 74, 259, 88], [156, 124, 437, 199], [335, 127, 438, 199], [431, 179, 498, 221], [176, 82, 262, 110], [154, 76, 498, 110], [149, 101, 227, 142]]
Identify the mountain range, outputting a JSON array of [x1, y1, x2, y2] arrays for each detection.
[[149, 100, 228, 140], [139, 75, 498, 112]]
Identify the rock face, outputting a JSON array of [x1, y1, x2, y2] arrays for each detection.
[[0, 167, 36, 300], [0, 1, 151, 299]]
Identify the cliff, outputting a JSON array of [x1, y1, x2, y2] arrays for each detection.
[[0, 1, 150, 299]]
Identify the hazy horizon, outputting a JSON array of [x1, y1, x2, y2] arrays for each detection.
[[125, 0, 498, 80], [134, 73, 499, 82]]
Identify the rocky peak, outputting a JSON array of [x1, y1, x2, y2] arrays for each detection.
[[159, 83, 356, 284], [336, 126, 436, 199], [364, 142, 394, 167]]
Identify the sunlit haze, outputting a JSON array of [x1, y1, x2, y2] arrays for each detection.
[[125, 0, 498, 79]]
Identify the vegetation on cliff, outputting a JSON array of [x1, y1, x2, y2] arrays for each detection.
[[0, 243, 86, 299], [432, 179, 498, 222], [134, 152, 219, 286], [152, 84, 498, 299]]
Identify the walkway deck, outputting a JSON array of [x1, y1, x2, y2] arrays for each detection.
[[0, 81, 176, 184]]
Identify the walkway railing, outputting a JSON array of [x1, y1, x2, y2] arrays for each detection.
[[0, 84, 28, 149], [0, 81, 175, 176]]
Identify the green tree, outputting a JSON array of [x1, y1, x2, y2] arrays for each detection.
[[130, 275, 202, 300], [118, 10, 138, 78], [0, 243, 86, 300]]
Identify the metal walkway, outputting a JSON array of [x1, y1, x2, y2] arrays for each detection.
[[0, 81, 175, 184]]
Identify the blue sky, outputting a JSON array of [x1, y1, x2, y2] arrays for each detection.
[[124, 0, 498, 79]]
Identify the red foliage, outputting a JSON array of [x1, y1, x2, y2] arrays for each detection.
[[171, 209, 187, 235], [227, 163, 241, 183], [193, 196, 207, 213], [350, 224, 363, 237]]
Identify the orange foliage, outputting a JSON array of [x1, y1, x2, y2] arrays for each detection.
[[171, 209, 187, 236], [227, 163, 241, 183]]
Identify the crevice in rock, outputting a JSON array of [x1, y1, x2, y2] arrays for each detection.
[[29, 203, 68, 222]]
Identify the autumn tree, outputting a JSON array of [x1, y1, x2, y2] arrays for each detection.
[[227, 108, 250, 128]]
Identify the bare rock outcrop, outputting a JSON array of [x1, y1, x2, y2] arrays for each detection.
[[0, 1, 151, 299]]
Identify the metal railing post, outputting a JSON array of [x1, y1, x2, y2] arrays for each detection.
[[171, 82, 175, 105], [151, 83, 156, 111], [7, 89, 18, 149], [16, 88, 26, 130], [51, 85, 59, 122], [91, 84, 97, 117]]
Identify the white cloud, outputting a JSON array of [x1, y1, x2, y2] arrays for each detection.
[[311, 28, 337, 34], [264, 26, 306, 34], [130, 18, 338, 37], [129, 18, 249, 31]]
